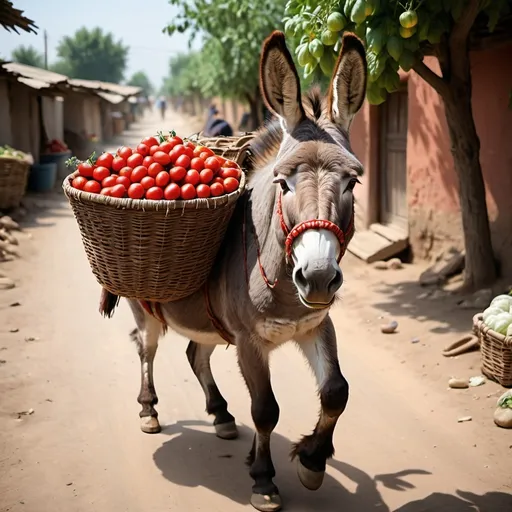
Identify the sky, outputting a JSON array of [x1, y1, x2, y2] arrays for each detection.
[[0, 0, 202, 90]]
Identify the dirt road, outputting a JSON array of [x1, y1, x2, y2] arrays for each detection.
[[1, 111, 511, 512]]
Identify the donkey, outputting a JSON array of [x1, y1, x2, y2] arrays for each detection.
[[101, 31, 367, 511]]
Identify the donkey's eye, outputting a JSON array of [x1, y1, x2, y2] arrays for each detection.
[[346, 178, 360, 192], [273, 178, 290, 193]]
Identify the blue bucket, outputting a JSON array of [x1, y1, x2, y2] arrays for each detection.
[[40, 151, 72, 181], [28, 162, 57, 192]]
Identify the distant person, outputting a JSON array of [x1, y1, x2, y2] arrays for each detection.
[[238, 112, 251, 132], [203, 105, 233, 137], [157, 96, 167, 120]]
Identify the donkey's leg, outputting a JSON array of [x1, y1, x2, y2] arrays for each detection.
[[238, 338, 282, 512], [293, 316, 349, 491], [186, 341, 238, 440], [128, 301, 163, 434]]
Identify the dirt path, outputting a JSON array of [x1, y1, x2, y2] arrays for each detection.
[[0, 111, 511, 512]]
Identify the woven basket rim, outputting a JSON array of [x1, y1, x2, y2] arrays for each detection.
[[473, 313, 512, 346], [62, 170, 246, 211], [0, 156, 31, 166]]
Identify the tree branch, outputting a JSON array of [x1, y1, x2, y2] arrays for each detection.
[[412, 60, 449, 98]]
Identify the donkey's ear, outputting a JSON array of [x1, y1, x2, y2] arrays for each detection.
[[328, 33, 367, 132], [260, 31, 305, 133]]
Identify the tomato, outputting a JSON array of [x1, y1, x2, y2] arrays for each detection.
[[78, 162, 94, 177], [158, 142, 173, 154], [155, 171, 170, 187], [141, 176, 155, 190], [143, 156, 154, 168], [169, 146, 186, 164], [128, 183, 144, 199], [224, 159, 239, 169], [146, 187, 164, 200], [153, 151, 171, 166], [131, 166, 148, 183], [84, 180, 101, 194], [213, 177, 224, 184], [190, 157, 205, 172], [112, 156, 126, 172], [169, 166, 187, 182], [116, 176, 131, 188], [199, 151, 212, 161], [176, 154, 191, 169], [223, 177, 239, 193], [100, 187, 112, 196], [149, 145, 160, 156], [111, 184, 127, 198], [193, 145, 206, 158], [167, 135, 183, 146], [216, 155, 227, 166], [127, 153, 144, 168], [184, 169, 200, 186], [142, 136, 159, 148], [181, 183, 196, 200], [210, 182, 225, 196], [72, 176, 88, 189], [117, 146, 132, 160], [96, 152, 114, 168], [196, 184, 211, 198], [148, 162, 164, 178], [199, 168, 214, 184], [198, 146, 214, 158], [119, 166, 133, 179], [219, 167, 242, 179], [205, 156, 221, 172], [102, 175, 117, 188], [137, 144, 149, 157], [93, 166, 110, 181], [164, 183, 180, 200]]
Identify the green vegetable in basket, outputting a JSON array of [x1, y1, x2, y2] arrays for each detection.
[[507, 323, 512, 337], [0, 145, 27, 160], [483, 306, 505, 323], [490, 294, 512, 312], [486, 311, 512, 335]]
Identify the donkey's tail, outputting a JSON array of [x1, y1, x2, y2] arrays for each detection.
[[99, 287, 120, 318]]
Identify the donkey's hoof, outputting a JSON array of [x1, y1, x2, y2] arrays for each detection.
[[215, 421, 238, 440], [140, 416, 161, 434], [297, 459, 325, 491], [250, 492, 282, 512]]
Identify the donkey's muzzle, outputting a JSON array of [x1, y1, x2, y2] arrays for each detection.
[[293, 261, 343, 308]]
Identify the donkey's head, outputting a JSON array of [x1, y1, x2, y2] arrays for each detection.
[[259, 31, 367, 309]]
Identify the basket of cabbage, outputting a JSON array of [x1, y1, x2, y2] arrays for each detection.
[[473, 293, 512, 387]]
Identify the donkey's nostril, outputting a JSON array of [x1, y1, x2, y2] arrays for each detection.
[[328, 269, 343, 293], [294, 267, 308, 291]]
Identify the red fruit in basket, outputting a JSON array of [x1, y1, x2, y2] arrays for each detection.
[[153, 151, 171, 166], [199, 151, 211, 161], [196, 184, 211, 198], [148, 162, 164, 178], [141, 176, 155, 190], [146, 187, 164, 200], [168, 135, 183, 146], [223, 177, 239, 193], [169, 166, 187, 182], [149, 145, 160, 156], [84, 180, 101, 194], [72, 176, 88, 190], [164, 183, 180, 200], [199, 168, 214, 184], [93, 166, 110, 181], [102, 175, 117, 188], [142, 136, 159, 148], [219, 167, 242, 180], [78, 161, 94, 177], [183, 144, 194, 159], [193, 145, 205, 158], [158, 141, 173, 154], [181, 183, 196, 200], [131, 166, 148, 183], [224, 159, 239, 169], [116, 176, 131, 189], [190, 157, 205, 172], [205, 156, 221, 172], [184, 169, 200, 186], [176, 154, 191, 169], [127, 153, 144, 168], [119, 166, 133, 179], [199, 147, 215, 158], [143, 155, 154, 168], [210, 182, 225, 197], [169, 144, 186, 163], [128, 183, 144, 199], [112, 156, 126, 172], [155, 171, 170, 188], [100, 187, 112, 196], [96, 152, 114, 168], [137, 144, 149, 157], [117, 146, 132, 160], [111, 184, 127, 198]]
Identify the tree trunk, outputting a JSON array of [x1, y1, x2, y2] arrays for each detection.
[[442, 81, 497, 289], [246, 88, 263, 131]]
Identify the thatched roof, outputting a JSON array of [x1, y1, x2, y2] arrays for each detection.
[[0, 0, 37, 34]]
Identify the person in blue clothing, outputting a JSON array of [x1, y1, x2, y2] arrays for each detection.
[[203, 105, 233, 137]]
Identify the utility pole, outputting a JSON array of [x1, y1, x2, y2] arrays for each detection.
[[44, 30, 48, 69]]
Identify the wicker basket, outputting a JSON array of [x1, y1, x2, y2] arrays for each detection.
[[473, 314, 512, 387], [189, 132, 255, 167], [0, 157, 30, 210]]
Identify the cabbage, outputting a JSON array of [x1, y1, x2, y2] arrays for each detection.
[[488, 312, 512, 335], [490, 294, 512, 312], [483, 306, 503, 322]]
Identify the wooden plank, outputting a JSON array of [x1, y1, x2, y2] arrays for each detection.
[[348, 229, 409, 263], [370, 222, 408, 243]]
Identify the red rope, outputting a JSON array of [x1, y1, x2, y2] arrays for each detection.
[[203, 283, 233, 344]]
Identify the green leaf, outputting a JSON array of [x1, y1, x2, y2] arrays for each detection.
[[398, 49, 415, 72], [387, 36, 403, 62]]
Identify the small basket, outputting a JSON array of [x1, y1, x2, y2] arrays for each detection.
[[473, 314, 512, 387], [189, 132, 255, 167], [0, 157, 30, 210]]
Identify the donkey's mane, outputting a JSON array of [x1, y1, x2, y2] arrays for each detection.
[[247, 86, 325, 171]]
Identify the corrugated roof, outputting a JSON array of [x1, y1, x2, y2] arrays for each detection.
[[68, 78, 141, 97], [2, 62, 67, 85], [97, 91, 125, 104], [0, 0, 37, 34]]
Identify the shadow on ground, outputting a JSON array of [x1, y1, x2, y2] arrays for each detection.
[[153, 421, 511, 511]]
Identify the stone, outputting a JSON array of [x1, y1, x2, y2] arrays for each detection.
[[0, 216, 20, 231], [381, 320, 398, 334], [494, 407, 512, 428], [0, 277, 15, 290], [388, 258, 403, 270], [458, 288, 493, 310], [419, 247, 465, 286], [469, 376, 486, 387], [449, 378, 469, 389], [457, 416, 472, 423], [373, 261, 388, 270]]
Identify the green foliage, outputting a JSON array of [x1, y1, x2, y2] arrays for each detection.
[[284, 0, 512, 104], [127, 71, 154, 97], [56, 27, 129, 83], [11, 45, 44, 67]]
